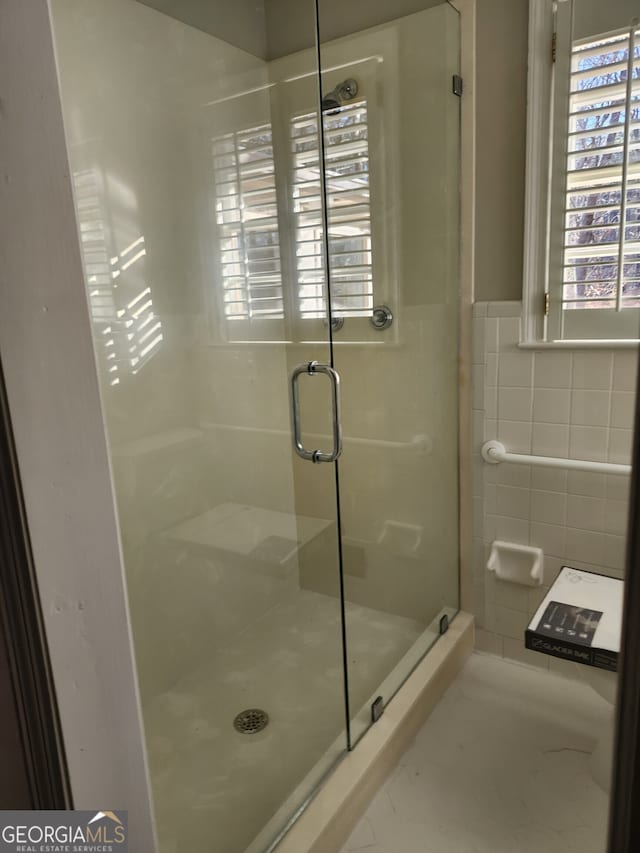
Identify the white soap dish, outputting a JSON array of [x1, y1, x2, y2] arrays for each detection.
[[487, 540, 543, 587]]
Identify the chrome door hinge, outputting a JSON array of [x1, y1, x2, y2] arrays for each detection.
[[544, 292, 550, 316], [551, 31, 557, 63], [452, 74, 463, 97]]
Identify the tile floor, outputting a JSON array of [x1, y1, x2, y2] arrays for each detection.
[[341, 652, 610, 853]]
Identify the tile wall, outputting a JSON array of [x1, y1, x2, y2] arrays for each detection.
[[471, 301, 638, 673]]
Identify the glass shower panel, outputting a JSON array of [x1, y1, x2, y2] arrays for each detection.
[[50, 1, 346, 851], [317, 1, 461, 743]]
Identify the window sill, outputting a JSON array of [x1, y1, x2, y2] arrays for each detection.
[[518, 339, 639, 351]]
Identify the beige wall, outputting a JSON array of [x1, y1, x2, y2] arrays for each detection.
[[136, 0, 269, 57], [134, 0, 449, 59], [475, 0, 529, 302], [264, 0, 445, 58], [574, 0, 639, 39]]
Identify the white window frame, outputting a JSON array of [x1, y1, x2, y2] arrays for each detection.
[[204, 81, 384, 345], [522, 0, 556, 344], [522, 0, 640, 347], [199, 29, 400, 347]]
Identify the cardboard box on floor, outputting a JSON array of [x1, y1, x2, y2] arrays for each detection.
[[526, 567, 623, 672]]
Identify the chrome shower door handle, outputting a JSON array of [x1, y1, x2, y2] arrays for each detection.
[[290, 361, 343, 464]]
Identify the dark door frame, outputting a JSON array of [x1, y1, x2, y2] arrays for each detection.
[[0, 359, 70, 809], [609, 358, 640, 852]]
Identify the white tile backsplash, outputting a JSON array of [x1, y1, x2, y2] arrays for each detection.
[[485, 352, 499, 387], [475, 628, 504, 655], [495, 484, 531, 519], [569, 425, 609, 462], [529, 522, 566, 561], [494, 514, 529, 544], [530, 490, 567, 526], [494, 578, 530, 611], [567, 470, 607, 498], [603, 534, 627, 572], [499, 317, 521, 348], [605, 500, 628, 536], [570, 389, 611, 427], [472, 319, 485, 364], [532, 422, 570, 457], [609, 428, 633, 463], [606, 474, 630, 502], [572, 351, 613, 390], [611, 392, 635, 428], [471, 301, 637, 673], [498, 351, 534, 387], [534, 351, 572, 388], [494, 605, 527, 639], [565, 528, 606, 565], [566, 494, 605, 531], [498, 387, 533, 421], [497, 419, 532, 453], [533, 388, 571, 424], [496, 463, 531, 488], [484, 385, 498, 418], [531, 467, 568, 493], [483, 417, 497, 443], [614, 351, 638, 391], [485, 318, 499, 353]]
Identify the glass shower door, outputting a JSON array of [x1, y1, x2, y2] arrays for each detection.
[[50, 0, 462, 847], [49, 1, 349, 851], [316, 0, 462, 743]]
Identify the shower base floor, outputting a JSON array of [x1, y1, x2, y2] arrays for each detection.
[[143, 588, 425, 853]]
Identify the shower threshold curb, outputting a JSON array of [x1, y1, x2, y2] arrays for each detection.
[[274, 610, 475, 853]]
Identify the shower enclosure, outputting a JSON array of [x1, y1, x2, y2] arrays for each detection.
[[49, 0, 461, 849]]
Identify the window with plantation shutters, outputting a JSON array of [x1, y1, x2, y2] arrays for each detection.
[[291, 100, 373, 320], [557, 25, 640, 336], [212, 124, 285, 324], [211, 99, 377, 340]]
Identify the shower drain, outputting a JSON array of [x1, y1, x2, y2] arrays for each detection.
[[233, 708, 269, 735]]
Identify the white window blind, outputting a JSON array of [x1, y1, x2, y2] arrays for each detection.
[[562, 26, 640, 314], [212, 125, 284, 321], [291, 99, 373, 320]]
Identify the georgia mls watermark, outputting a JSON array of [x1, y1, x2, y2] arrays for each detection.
[[0, 811, 127, 853]]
